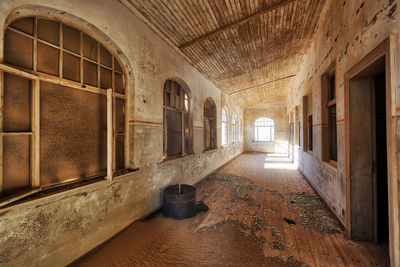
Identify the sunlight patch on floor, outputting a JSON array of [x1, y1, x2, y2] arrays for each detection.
[[264, 153, 298, 170]]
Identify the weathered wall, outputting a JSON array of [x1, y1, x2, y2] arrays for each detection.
[[287, 0, 399, 265], [0, 0, 244, 266], [244, 107, 288, 153]]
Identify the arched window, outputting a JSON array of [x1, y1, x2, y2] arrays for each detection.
[[221, 108, 229, 146], [163, 80, 192, 159], [232, 113, 237, 143], [204, 97, 216, 150], [238, 119, 242, 142], [1, 16, 127, 199], [254, 117, 275, 142]]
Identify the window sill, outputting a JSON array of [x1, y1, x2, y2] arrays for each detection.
[[160, 153, 194, 165], [323, 160, 338, 172], [305, 151, 313, 157], [221, 144, 230, 148], [252, 140, 275, 143], [203, 148, 218, 153], [113, 168, 141, 180], [0, 168, 141, 209], [0, 176, 104, 209]]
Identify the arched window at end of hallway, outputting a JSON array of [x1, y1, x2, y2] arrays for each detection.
[[254, 117, 275, 142], [221, 107, 229, 146], [163, 79, 193, 160], [203, 97, 216, 151], [0, 14, 131, 204]]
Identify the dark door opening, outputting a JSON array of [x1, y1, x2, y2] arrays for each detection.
[[349, 56, 389, 246], [374, 72, 389, 244]]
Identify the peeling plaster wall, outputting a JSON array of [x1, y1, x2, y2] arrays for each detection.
[[0, 0, 243, 266], [287, 0, 399, 264], [244, 108, 288, 153]]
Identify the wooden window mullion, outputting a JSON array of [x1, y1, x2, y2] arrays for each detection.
[[59, 22, 63, 79], [97, 42, 100, 88], [80, 31, 83, 84], [107, 88, 114, 180], [181, 90, 185, 156], [33, 17, 38, 72], [31, 78, 40, 187]]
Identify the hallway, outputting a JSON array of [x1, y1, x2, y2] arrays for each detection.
[[74, 153, 389, 266]]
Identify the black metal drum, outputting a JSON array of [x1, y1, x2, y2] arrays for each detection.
[[163, 184, 197, 220]]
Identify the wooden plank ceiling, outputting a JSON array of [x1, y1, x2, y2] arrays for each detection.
[[124, 0, 325, 108]]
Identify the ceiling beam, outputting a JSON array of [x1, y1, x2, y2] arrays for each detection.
[[228, 74, 296, 95], [179, 0, 296, 50]]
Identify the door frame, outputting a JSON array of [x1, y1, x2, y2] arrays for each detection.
[[344, 35, 400, 265]]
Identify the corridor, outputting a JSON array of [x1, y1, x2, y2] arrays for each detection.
[[74, 153, 389, 266]]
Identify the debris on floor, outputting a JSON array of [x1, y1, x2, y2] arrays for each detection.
[[196, 173, 290, 255], [192, 172, 345, 265], [198, 219, 308, 267], [286, 192, 344, 233], [284, 218, 296, 225], [196, 201, 209, 213], [74, 154, 389, 267]]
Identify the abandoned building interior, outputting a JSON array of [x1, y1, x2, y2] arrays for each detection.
[[0, 0, 399, 266]]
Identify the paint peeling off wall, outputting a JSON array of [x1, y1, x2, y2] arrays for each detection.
[[0, 0, 244, 266], [287, 0, 400, 264]]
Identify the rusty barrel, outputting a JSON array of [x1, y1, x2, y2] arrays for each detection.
[[163, 184, 197, 220]]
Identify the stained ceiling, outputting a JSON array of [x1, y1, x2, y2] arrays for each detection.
[[122, 0, 325, 108]]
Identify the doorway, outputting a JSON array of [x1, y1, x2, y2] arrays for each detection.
[[348, 56, 389, 245]]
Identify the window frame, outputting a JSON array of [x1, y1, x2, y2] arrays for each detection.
[[327, 70, 337, 162], [295, 106, 300, 146], [303, 94, 313, 153], [163, 79, 192, 160], [308, 113, 313, 152], [0, 16, 128, 206], [254, 117, 275, 142], [203, 97, 216, 151], [221, 107, 229, 146]]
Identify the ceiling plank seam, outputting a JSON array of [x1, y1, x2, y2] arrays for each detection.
[[179, 0, 296, 50]]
